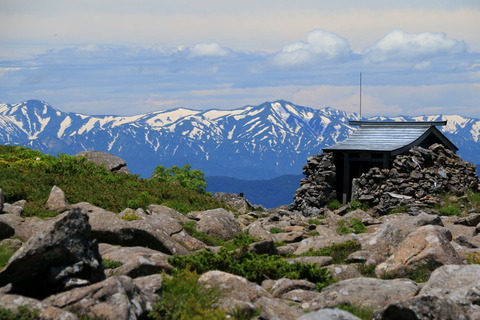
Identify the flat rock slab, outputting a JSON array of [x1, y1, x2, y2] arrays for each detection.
[[0, 294, 77, 320], [308, 277, 419, 311], [100, 243, 173, 278], [44, 276, 148, 320]]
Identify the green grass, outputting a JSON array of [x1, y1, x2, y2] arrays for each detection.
[[269, 227, 284, 234], [0, 243, 17, 269], [294, 241, 362, 264], [0, 146, 227, 216], [336, 218, 366, 235], [336, 304, 373, 320], [0, 306, 40, 320], [434, 190, 480, 217]]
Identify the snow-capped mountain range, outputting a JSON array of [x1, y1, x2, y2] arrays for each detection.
[[0, 100, 479, 179]]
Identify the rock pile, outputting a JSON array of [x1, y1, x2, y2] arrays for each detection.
[[291, 152, 337, 216], [1, 185, 480, 319], [352, 144, 480, 214]]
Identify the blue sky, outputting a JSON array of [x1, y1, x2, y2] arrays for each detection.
[[0, 0, 479, 117]]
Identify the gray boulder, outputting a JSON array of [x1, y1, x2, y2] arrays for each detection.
[[373, 295, 470, 320], [419, 264, 480, 317], [0, 294, 77, 320], [1, 203, 23, 216], [198, 270, 271, 312], [75, 150, 130, 174], [74, 202, 205, 255], [299, 308, 362, 320], [193, 208, 243, 241], [45, 185, 69, 213], [375, 225, 463, 278], [309, 277, 419, 311], [44, 276, 149, 320], [99, 243, 173, 278], [213, 192, 257, 214], [254, 296, 304, 320], [0, 208, 104, 298]]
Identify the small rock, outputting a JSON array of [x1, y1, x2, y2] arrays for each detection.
[[45, 185, 69, 213]]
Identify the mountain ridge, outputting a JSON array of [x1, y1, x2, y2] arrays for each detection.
[[1, 99, 479, 180]]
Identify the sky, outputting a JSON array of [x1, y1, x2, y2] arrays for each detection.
[[0, 0, 479, 118]]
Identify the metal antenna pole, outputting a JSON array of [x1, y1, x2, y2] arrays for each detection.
[[359, 72, 362, 119]]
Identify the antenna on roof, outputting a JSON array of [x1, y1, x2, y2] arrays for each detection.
[[359, 72, 362, 119]]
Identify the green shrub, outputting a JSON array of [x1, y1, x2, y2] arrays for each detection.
[[0, 146, 226, 216], [336, 218, 366, 235], [466, 252, 480, 264], [149, 269, 226, 320], [102, 259, 123, 269], [168, 249, 332, 289], [152, 164, 209, 195], [350, 200, 368, 211], [0, 306, 40, 320], [119, 211, 142, 221], [327, 200, 341, 211], [306, 231, 320, 236]]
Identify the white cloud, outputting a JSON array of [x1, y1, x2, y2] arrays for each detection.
[[363, 30, 467, 64], [272, 30, 351, 66], [189, 42, 230, 58]]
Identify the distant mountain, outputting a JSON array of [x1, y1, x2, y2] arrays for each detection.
[[206, 175, 303, 208], [1, 99, 479, 180]]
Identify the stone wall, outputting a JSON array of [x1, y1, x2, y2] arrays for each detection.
[[292, 143, 480, 216], [291, 153, 336, 216], [352, 143, 480, 214]]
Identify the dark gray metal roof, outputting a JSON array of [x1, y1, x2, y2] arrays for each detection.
[[323, 121, 457, 154]]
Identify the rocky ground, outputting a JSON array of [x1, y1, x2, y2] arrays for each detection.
[[1, 185, 480, 319]]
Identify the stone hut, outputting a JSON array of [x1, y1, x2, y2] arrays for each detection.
[[322, 121, 457, 203], [291, 121, 479, 216]]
